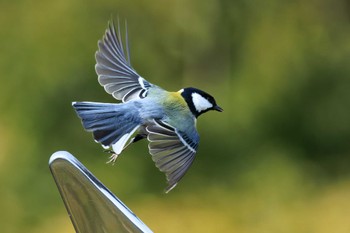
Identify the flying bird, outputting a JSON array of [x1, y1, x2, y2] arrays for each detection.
[[72, 20, 223, 193]]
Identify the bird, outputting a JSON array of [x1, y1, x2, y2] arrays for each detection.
[[72, 19, 223, 193]]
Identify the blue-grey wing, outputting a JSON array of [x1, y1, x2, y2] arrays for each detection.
[[146, 119, 199, 193], [95, 20, 154, 102]]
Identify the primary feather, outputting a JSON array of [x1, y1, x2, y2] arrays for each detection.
[[95, 20, 153, 102]]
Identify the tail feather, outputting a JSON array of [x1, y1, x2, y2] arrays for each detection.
[[72, 101, 141, 150], [93, 122, 135, 145]]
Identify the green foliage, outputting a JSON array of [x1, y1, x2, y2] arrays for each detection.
[[1, 0, 350, 232]]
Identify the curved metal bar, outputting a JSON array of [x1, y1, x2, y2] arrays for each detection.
[[49, 151, 153, 233]]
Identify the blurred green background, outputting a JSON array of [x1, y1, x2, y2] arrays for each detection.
[[1, 0, 350, 232]]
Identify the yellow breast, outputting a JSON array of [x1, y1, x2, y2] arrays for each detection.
[[166, 91, 187, 107]]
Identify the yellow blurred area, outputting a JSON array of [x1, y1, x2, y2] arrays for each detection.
[[135, 181, 350, 233]]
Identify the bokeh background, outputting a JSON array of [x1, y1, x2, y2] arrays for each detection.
[[1, 0, 350, 232]]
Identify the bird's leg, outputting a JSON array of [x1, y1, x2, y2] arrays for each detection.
[[104, 134, 147, 165], [104, 150, 119, 165], [131, 134, 147, 143], [105, 141, 131, 165], [107, 153, 119, 165]]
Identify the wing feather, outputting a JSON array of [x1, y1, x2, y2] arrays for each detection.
[[146, 119, 199, 193], [95, 20, 154, 102]]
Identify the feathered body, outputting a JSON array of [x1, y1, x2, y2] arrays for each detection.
[[73, 20, 222, 192]]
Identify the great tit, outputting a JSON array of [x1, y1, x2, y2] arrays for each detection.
[[72, 20, 223, 193]]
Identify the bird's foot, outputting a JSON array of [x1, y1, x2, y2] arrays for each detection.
[[104, 149, 119, 165], [106, 153, 119, 165]]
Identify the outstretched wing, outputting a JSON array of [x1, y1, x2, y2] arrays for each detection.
[[146, 119, 199, 193], [95, 20, 154, 102]]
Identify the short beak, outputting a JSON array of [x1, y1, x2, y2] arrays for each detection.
[[214, 105, 223, 112]]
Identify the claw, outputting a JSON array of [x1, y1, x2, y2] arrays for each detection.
[[103, 135, 143, 165], [106, 153, 119, 165]]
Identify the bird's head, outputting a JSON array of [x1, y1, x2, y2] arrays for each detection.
[[179, 87, 223, 118]]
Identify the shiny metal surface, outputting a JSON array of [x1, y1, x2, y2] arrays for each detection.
[[49, 151, 153, 233]]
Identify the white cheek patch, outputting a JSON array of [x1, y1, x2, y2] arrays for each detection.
[[191, 92, 213, 112]]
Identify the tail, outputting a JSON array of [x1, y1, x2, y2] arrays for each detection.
[[72, 101, 141, 154]]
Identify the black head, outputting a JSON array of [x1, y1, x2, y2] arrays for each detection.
[[180, 87, 223, 118]]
